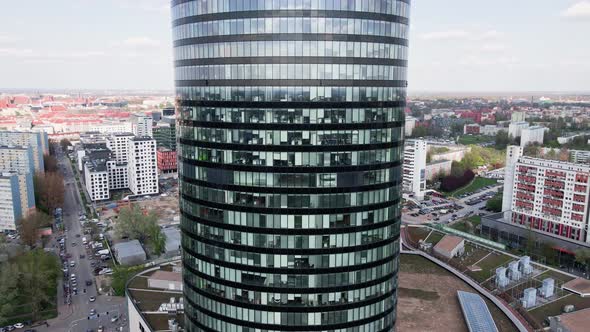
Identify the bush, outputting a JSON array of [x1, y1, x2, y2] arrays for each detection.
[[440, 170, 475, 192]]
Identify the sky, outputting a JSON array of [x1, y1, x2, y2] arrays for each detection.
[[1, 0, 590, 92]]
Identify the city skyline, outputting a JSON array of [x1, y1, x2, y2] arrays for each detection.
[[0, 0, 589, 92]]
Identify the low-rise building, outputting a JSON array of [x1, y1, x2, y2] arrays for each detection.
[[463, 123, 481, 135], [549, 307, 590, 332], [113, 240, 146, 265], [147, 270, 183, 291], [433, 235, 465, 259]]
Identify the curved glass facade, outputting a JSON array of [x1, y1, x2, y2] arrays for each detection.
[[172, 1, 410, 331]]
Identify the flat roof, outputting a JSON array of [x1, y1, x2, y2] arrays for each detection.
[[563, 278, 590, 297], [553, 307, 590, 331], [434, 235, 464, 253], [149, 270, 182, 283]]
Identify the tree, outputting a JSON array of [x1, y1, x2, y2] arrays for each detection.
[[0, 263, 19, 326], [59, 138, 71, 151], [559, 147, 570, 162], [486, 193, 503, 212], [19, 211, 52, 247], [111, 265, 144, 296], [115, 205, 164, 253], [43, 154, 59, 172], [17, 250, 60, 322], [523, 144, 541, 158], [34, 172, 65, 213], [575, 248, 590, 274], [495, 130, 511, 149]]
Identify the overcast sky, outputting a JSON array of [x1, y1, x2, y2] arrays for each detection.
[[1, 0, 589, 92]]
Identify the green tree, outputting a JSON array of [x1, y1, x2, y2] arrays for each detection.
[[486, 193, 503, 212], [111, 265, 144, 296], [9, 250, 60, 322], [0, 263, 19, 325], [575, 248, 590, 274], [495, 130, 511, 149], [19, 211, 52, 248], [34, 172, 65, 213], [115, 205, 165, 253]]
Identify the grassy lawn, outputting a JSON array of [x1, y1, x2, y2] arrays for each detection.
[[467, 252, 513, 282], [529, 293, 590, 325], [448, 177, 498, 197], [460, 244, 491, 266], [450, 216, 482, 234], [536, 269, 576, 283], [400, 253, 451, 275], [425, 231, 445, 245], [458, 135, 494, 145], [406, 226, 431, 243], [398, 287, 440, 301]]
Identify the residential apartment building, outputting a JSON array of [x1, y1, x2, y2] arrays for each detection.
[[404, 139, 427, 200], [0, 172, 24, 231], [156, 148, 177, 174], [508, 121, 530, 139], [520, 126, 545, 147], [82, 133, 158, 201], [106, 133, 134, 163], [84, 160, 110, 201], [131, 114, 153, 138], [405, 115, 417, 137], [0, 130, 48, 173], [503, 146, 590, 243], [0, 146, 36, 175], [127, 137, 158, 196]]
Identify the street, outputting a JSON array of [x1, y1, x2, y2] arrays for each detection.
[[35, 148, 128, 332]]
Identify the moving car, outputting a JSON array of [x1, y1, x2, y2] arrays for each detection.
[[89, 296, 96, 302]]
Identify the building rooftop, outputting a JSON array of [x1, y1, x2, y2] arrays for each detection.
[[457, 291, 499, 332], [552, 307, 590, 332], [563, 278, 590, 297], [127, 262, 184, 332], [112, 132, 135, 137], [434, 235, 464, 253], [162, 227, 181, 253], [132, 137, 155, 142], [149, 270, 182, 283], [113, 240, 146, 259]]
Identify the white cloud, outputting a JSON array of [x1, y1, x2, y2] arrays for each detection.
[[419, 29, 470, 40], [480, 43, 507, 52], [118, 0, 169, 14], [0, 48, 34, 57], [561, 1, 590, 19], [419, 28, 502, 41], [121, 37, 162, 48], [0, 35, 19, 44]]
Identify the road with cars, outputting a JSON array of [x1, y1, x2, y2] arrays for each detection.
[[33, 148, 127, 332]]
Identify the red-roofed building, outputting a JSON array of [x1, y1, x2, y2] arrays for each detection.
[[50, 105, 67, 112], [12, 96, 31, 105]]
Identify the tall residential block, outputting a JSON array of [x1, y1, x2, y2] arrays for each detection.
[[0, 130, 48, 173], [403, 139, 427, 200], [504, 145, 590, 243], [132, 114, 154, 138], [0, 172, 25, 231], [172, 0, 410, 330], [127, 137, 158, 196]]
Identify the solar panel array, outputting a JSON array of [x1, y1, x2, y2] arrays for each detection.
[[457, 291, 499, 332]]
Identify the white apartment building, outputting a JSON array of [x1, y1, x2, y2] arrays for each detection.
[[403, 139, 427, 200], [62, 121, 132, 134], [107, 133, 134, 163], [511, 112, 526, 122], [0, 172, 24, 231], [84, 161, 110, 201], [132, 114, 153, 138], [128, 137, 158, 196], [571, 150, 590, 164], [520, 126, 545, 147], [503, 145, 590, 243], [404, 116, 417, 137], [508, 121, 529, 139], [82, 134, 158, 201], [107, 161, 129, 190], [502, 146, 524, 212]]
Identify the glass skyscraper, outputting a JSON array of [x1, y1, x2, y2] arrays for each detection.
[[172, 1, 410, 331]]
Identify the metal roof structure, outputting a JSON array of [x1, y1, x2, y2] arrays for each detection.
[[457, 291, 499, 332]]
